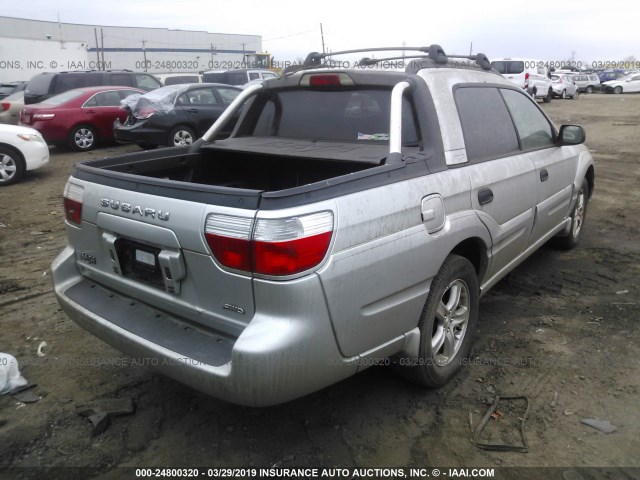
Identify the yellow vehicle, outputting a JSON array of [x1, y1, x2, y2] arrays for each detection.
[[244, 52, 281, 74]]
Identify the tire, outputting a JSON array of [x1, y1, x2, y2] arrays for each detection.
[[556, 178, 589, 250], [543, 88, 553, 103], [69, 125, 97, 151], [168, 125, 195, 147], [0, 146, 26, 186], [586, 86, 594, 94], [561, 89, 566, 99], [613, 86, 623, 94], [572, 90, 580, 100], [399, 255, 479, 388], [136, 143, 157, 150]]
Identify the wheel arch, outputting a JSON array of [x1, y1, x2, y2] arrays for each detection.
[[449, 237, 489, 285], [0, 142, 26, 165], [585, 164, 595, 201]]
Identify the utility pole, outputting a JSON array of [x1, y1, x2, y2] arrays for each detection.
[[93, 28, 101, 69], [142, 40, 148, 72], [469, 41, 473, 55], [100, 28, 105, 67], [210, 43, 215, 67], [320, 23, 325, 54]]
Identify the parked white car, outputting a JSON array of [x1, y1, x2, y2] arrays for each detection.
[[551, 74, 579, 99], [0, 124, 50, 186], [491, 58, 553, 102], [602, 73, 640, 94]]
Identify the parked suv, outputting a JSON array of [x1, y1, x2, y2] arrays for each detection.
[[570, 74, 601, 93], [202, 69, 278, 86], [491, 58, 553, 102], [24, 71, 162, 104], [52, 45, 594, 406]]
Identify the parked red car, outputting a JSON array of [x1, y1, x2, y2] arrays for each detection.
[[20, 86, 144, 151]]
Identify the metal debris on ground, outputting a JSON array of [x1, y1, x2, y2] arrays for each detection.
[[472, 395, 530, 453], [580, 418, 618, 434]]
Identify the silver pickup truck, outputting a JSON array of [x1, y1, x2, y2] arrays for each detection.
[[52, 46, 594, 406]]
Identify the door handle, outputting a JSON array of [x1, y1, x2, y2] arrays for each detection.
[[540, 169, 549, 182], [186, 108, 199, 113], [478, 189, 493, 205]]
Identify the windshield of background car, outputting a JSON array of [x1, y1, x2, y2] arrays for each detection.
[[25, 74, 53, 94], [551, 75, 561, 82], [0, 85, 16, 96], [247, 89, 419, 145], [40, 89, 86, 106], [491, 61, 525, 74], [53, 73, 102, 93]]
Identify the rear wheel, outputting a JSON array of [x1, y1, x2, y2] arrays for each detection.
[[561, 89, 567, 99], [543, 88, 553, 103], [399, 255, 479, 387], [168, 125, 195, 147], [69, 125, 97, 151], [572, 90, 580, 100], [556, 178, 589, 250], [613, 86, 623, 94], [0, 146, 26, 186]]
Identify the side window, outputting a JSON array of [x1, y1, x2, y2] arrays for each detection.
[[262, 72, 277, 79], [500, 88, 554, 150], [248, 72, 260, 81], [181, 88, 219, 105], [454, 87, 519, 162], [94, 91, 124, 107], [215, 86, 241, 104], [134, 74, 162, 90], [109, 74, 133, 87], [119, 90, 141, 99], [83, 96, 98, 107]]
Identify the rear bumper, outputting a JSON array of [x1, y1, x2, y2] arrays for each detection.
[[114, 123, 167, 146], [52, 246, 357, 406]]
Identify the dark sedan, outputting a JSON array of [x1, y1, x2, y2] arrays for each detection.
[[20, 86, 144, 151], [114, 83, 242, 149]]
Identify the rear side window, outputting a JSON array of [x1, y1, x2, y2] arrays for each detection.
[[248, 72, 260, 81], [454, 87, 519, 162], [248, 89, 419, 145], [94, 91, 123, 107], [215, 86, 241, 104], [491, 61, 525, 74], [54, 73, 102, 93], [109, 73, 133, 87], [179, 88, 219, 105], [500, 89, 554, 150]]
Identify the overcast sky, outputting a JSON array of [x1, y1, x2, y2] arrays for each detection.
[[4, 0, 639, 63]]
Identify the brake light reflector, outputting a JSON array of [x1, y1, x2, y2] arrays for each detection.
[[300, 73, 354, 87], [63, 181, 84, 226], [1, 103, 9, 112], [204, 211, 334, 277]]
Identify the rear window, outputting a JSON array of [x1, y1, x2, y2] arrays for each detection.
[[0, 85, 16, 96], [41, 89, 85, 106], [248, 89, 419, 145], [165, 75, 200, 86], [26, 74, 54, 95], [492, 61, 525, 74]]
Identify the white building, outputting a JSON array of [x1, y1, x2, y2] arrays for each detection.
[[0, 16, 261, 83]]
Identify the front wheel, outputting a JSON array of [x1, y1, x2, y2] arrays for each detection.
[[400, 255, 479, 387], [0, 146, 26, 186], [613, 86, 623, 94], [556, 178, 589, 250], [572, 90, 580, 100]]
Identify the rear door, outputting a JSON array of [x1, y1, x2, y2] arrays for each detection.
[[82, 90, 129, 140], [178, 87, 227, 136], [500, 88, 576, 242], [455, 86, 537, 280]]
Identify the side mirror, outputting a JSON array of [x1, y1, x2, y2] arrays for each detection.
[[558, 125, 586, 145]]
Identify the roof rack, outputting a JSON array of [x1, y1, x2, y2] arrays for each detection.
[[295, 44, 494, 73]]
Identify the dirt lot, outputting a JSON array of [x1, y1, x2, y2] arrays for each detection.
[[1, 94, 639, 478]]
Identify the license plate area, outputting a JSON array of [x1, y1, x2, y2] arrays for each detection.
[[114, 238, 164, 289]]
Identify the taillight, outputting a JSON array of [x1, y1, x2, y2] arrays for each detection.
[[135, 107, 157, 119], [204, 211, 334, 277], [63, 181, 84, 226], [1, 103, 9, 112], [33, 113, 55, 120], [524, 72, 530, 89]]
